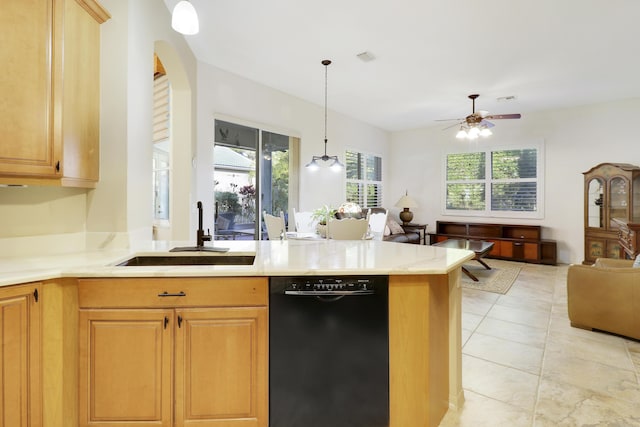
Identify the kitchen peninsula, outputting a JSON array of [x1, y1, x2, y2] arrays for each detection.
[[0, 239, 473, 427]]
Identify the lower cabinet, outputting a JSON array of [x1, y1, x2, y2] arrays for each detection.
[[78, 278, 268, 427], [0, 282, 42, 427]]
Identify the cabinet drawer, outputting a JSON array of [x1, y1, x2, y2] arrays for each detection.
[[78, 277, 268, 308]]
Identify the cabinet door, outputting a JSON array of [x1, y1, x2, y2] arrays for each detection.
[[175, 307, 268, 427], [79, 309, 173, 427], [524, 243, 539, 261], [0, 0, 61, 177], [0, 283, 42, 427]]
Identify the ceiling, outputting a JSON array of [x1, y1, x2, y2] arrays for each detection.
[[163, 0, 640, 132]]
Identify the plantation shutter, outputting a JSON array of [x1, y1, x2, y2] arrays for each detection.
[[153, 74, 170, 143]]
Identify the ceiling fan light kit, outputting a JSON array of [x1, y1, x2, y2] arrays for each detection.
[[443, 94, 521, 140]]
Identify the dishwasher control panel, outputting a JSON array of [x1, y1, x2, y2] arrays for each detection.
[[270, 275, 388, 296]]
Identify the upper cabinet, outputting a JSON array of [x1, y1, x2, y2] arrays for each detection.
[[0, 0, 110, 188], [583, 163, 640, 263]]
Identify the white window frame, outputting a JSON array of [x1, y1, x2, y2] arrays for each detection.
[[345, 148, 383, 208], [442, 141, 545, 219]]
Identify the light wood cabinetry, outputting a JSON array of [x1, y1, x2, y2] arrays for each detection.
[[583, 163, 640, 263], [78, 278, 268, 427], [0, 282, 42, 427], [0, 0, 110, 187], [429, 221, 557, 265]]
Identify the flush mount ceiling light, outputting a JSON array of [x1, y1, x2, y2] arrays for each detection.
[[306, 60, 344, 172], [171, 0, 199, 35]]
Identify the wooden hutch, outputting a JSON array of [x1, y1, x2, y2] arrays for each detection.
[[583, 163, 640, 263]]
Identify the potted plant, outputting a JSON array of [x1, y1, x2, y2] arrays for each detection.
[[312, 205, 337, 237]]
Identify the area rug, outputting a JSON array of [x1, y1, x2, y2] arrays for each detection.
[[460, 259, 522, 294]]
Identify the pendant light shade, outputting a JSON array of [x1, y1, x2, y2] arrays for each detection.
[[172, 1, 199, 35], [305, 60, 343, 172]]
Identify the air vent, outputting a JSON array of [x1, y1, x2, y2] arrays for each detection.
[[356, 51, 375, 62]]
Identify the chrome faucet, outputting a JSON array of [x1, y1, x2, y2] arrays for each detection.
[[196, 201, 212, 247]]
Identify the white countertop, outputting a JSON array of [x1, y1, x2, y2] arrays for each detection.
[[0, 239, 475, 287]]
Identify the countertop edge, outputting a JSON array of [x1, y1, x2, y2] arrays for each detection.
[[0, 241, 475, 287]]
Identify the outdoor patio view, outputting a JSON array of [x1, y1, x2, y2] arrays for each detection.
[[213, 119, 293, 240]]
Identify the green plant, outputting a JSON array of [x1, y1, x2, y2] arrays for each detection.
[[312, 205, 337, 225], [215, 191, 242, 214]]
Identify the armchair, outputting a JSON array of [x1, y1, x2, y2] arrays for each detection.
[[567, 258, 640, 340]]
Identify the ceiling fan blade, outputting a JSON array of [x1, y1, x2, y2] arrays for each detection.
[[442, 121, 464, 130], [480, 120, 495, 128], [477, 110, 490, 118], [434, 118, 464, 122], [484, 113, 521, 120]]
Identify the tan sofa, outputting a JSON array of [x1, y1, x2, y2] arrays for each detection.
[[567, 258, 640, 340]]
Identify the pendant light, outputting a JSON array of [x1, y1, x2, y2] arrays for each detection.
[[172, 0, 199, 35], [306, 60, 344, 172]]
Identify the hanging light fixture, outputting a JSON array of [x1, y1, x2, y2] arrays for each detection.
[[306, 60, 344, 172], [172, 0, 199, 35]]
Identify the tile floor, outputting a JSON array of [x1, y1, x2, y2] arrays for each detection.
[[438, 262, 640, 427]]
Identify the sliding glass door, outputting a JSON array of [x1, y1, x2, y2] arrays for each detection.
[[213, 119, 299, 240]]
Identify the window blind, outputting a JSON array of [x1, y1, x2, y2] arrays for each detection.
[[346, 150, 382, 207]]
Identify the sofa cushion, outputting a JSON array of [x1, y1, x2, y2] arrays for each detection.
[[387, 218, 405, 234]]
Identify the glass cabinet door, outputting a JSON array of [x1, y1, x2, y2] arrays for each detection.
[[609, 177, 629, 228], [587, 178, 604, 228]]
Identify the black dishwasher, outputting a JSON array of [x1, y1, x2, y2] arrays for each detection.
[[269, 275, 389, 427]]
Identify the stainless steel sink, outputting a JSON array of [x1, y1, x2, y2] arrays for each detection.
[[117, 255, 255, 266]]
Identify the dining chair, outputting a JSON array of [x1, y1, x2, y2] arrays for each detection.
[[367, 208, 388, 241], [263, 211, 286, 240], [328, 217, 369, 240], [293, 208, 318, 233]]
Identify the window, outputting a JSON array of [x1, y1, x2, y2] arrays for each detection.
[[444, 144, 543, 218], [152, 65, 171, 222], [213, 119, 299, 240], [345, 150, 383, 208]]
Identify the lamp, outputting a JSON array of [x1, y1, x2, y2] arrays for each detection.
[[395, 191, 418, 225], [455, 123, 492, 140], [172, 1, 199, 35], [305, 60, 344, 172]]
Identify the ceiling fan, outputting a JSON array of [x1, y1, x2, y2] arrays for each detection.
[[439, 94, 521, 139]]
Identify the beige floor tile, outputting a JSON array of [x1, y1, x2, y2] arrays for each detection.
[[463, 333, 544, 375], [439, 390, 533, 427], [463, 355, 539, 411], [461, 311, 484, 331], [534, 377, 640, 426], [438, 262, 640, 427], [486, 304, 550, 330], [475, 317, 547, 348], [548, 314, 631, 346], [542, 351, 640, 403], [495, 292, 553, 314], [545, 331, 634, 371]]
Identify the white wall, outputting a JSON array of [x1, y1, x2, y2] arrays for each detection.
[[389, 97, 640, 264], [195, 62, 390, 225], [88, 0, 198, 243]]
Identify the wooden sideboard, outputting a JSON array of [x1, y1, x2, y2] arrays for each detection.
[[429, 220, 557, 265]]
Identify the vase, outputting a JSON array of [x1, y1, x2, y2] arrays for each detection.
[[316, 223, 327, 238]]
